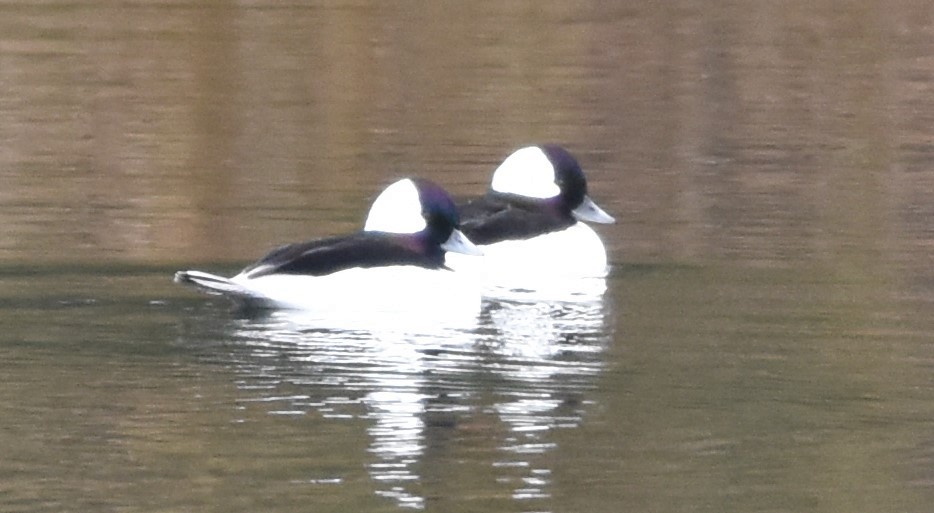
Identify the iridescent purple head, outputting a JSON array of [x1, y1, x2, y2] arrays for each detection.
[[490, 145, 615, 224], [364, 178, 482, 255]]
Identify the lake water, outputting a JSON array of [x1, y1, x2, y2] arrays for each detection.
[[2, 2, 934, 512]]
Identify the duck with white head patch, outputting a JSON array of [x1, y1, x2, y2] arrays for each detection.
[[446, 145, 615, 299], [175, 178, 482, 318]]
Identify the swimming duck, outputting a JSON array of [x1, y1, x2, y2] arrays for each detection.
[[175, 178, 482, 313], [446, 145, 614, 295]]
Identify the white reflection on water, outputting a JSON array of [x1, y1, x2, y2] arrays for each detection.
[[213, 291, 612, 509]]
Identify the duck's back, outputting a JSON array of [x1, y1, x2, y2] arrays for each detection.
[[458, 194, 575, 245]]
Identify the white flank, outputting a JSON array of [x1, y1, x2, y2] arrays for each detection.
[[226, 265, 480, 314], [445, 223, 609, 301]]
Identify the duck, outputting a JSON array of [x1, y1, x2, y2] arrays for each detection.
[[445, 145, 614, 297], [174, 177, 483, 315]]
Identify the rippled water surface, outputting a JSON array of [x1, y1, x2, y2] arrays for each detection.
[[2, 2, 934, 512]]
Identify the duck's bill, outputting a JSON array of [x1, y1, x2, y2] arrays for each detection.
[[442, 229, 483, 256], [572, 195, 615, 224]]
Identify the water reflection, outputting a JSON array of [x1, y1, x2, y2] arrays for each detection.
[[205, 295, 611, 509]]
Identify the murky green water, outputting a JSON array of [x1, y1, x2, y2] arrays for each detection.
[[2, 2, 934, 512]]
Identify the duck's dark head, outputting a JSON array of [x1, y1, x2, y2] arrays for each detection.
[[364, 178, 481, 256], [491, 145, 615, 224]]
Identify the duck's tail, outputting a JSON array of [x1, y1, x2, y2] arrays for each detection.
[[174, 270, 240, 292], [176, 270, 287, 311]]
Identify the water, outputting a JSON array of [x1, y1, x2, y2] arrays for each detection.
[[2, 2, 934, 512]]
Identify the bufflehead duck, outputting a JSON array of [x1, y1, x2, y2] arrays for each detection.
[[446, 145, 614, 296], [175, 178, 482, 314]]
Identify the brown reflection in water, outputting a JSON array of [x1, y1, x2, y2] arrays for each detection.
[[0, 1, 931, 285]]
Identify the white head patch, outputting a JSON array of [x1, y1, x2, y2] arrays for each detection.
[[364, 178, 428, 233], [490, 146, 561, 198]]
